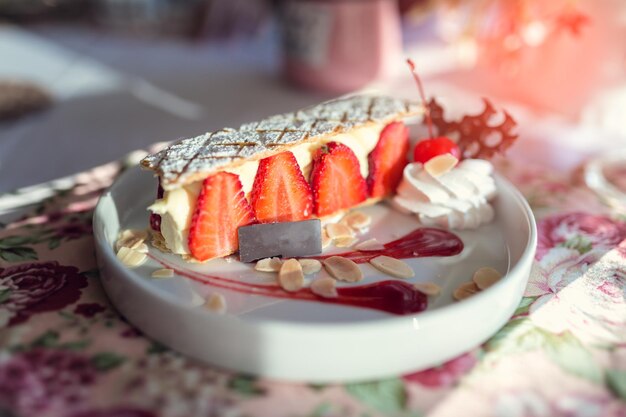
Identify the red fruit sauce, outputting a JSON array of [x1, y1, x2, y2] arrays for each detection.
[[149, 227, 463, 315], [312, 227, 462, 263]]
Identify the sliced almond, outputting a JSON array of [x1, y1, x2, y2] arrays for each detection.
[[325, 223, 354, 240], [424, 153, 459, 177], [354, 238, 385, 251], [116, 229, 148, 251], [255, 257, 283, 273], [472, 267, 502, 290], [298, 259, 322, 275], [369, 255, 414, 279], [322, 256, 363, 283], [342, 211, 371, 231], [278, 259, 305, 292], [321, 229, 332, 249], [134, 243, 149, 254], [205, 293, 226, 314], [116, 246, 147, 268], [334, 236, 358, 248], [414, 282, 441, 296], [311, 277, 338, 298], [453, 281, 479, 301], [151, 268, 174, 279]]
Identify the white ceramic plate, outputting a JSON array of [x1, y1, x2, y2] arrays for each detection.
[[94, 167, 536, 382]]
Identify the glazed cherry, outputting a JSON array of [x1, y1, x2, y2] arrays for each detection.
[[413, 137, 461, 164]]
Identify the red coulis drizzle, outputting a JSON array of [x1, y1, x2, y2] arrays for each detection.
[[312, 227, 463, 263], [150, 227, 462, 315]]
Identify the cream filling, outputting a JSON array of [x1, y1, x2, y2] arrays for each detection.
[[148, 182, 202, 254], [392, 159, 497, 230], [150, 124, 384, 255]]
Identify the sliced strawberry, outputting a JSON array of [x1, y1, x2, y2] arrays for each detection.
[[310, 142, 368, 217], [250, 151, 313, 223], [188, 172, 256, 261], [367, 121, 410, 198]]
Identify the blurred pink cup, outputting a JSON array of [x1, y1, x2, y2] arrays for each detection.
[[280, 0, 403, 93]]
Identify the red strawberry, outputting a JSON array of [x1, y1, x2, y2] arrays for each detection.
[[188, 172, 256, 261], [250, 151, 313, 223], [367, 121, 410, 198], [310, 142, 368, 217]]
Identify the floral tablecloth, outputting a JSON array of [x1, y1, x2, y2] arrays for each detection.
[[1, 152, 625, 417]]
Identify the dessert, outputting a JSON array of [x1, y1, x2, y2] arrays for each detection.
[[142, 95, 421, 262], [119, 61, 522, 319]]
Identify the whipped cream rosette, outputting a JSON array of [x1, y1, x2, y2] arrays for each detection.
[[393, 157, 497, 230]]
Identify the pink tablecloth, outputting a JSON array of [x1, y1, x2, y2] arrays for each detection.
[[1, 151, 625, 417]]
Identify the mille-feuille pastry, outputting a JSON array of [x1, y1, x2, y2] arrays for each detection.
[[141, 95, 421, 262]]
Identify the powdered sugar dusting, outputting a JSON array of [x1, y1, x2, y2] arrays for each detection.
[[141, 95, 420, 188]]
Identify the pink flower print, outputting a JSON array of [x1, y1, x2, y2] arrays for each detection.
[[74, 303, 106, 318], [0, 262, 87, 326], [495, 390, 626, 417], [526, 247, 626, 344], [536, 213, 626, 260], [53, 218, 92, 241], [68, 407, 157, 417], [0, 349, 97, 416], [403, 352, 477, 388]]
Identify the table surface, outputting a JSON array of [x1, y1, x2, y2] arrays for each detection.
[[1, 23, 626, 417]]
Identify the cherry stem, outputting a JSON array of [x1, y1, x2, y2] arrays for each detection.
[[407, 58, 434, 139]]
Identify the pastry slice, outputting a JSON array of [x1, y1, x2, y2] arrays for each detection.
[[141, 95, 421, 261]]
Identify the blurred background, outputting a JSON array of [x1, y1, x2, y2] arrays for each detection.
[[1, 0, 626, 193]]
